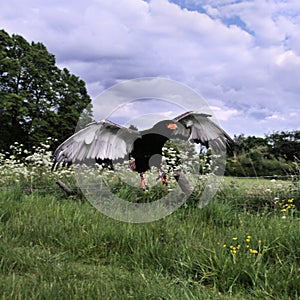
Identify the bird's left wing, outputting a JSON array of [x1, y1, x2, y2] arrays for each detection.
[[52, 120, 141, 170], [174, 111, 233, 151]]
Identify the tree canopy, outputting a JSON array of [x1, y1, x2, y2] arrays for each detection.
[[0, 29, 92, 152], [226, 131, 300, 177]]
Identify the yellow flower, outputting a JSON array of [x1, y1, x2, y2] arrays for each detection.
[[223, 244, 227, 248], [246, 239, 251, 243], [249, 249, 258, 254], [246, 235, 251, 239], [288, 198, 294, 203], [232, 237, 238, 241], [258, 240, 262, 243]]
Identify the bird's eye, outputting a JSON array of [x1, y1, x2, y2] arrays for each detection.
[[167, 123, 177, 130]]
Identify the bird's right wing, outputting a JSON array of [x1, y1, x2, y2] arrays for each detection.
[[52, 120, 141, 170]]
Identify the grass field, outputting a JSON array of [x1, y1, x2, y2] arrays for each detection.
[[1, 176, 300, 299]]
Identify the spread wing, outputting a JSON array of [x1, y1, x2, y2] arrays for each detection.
[[52, 120, 141, 170], [174, 111, 233, 151]]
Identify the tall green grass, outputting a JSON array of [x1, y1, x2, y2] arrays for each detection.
[[0, 141, 299, 298], [0, 179, 300, 299]]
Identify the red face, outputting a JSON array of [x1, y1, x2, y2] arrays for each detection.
[[167, 123, 177, 130]]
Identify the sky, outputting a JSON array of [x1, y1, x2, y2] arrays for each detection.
[[1, 0, 300, 137]]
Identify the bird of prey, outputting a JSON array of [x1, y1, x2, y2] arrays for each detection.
[[52, 111, 233, 192]]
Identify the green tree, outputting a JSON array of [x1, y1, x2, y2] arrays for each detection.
[[233, 134, 269, 158], [266, 131, 300, 161], [0, 29, 92, 152], [226, 133, 297, 177]]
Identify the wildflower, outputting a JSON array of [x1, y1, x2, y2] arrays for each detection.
[[232, 237, 238, 241], [249, 249, 258, 254]]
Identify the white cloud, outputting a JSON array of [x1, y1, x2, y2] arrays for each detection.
[[266, 113, 285, 121], [1, 0, 300, 136], [275, 50, 300, 67]]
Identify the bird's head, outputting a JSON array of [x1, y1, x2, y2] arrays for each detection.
[[151, 120, 177, 131], [148, 120, 182, 139]]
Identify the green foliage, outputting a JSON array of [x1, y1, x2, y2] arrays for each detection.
[[0, 29, 92, 152], [0, 142, 300, 298], [0, 178, 300, 299], [226, 154, 292, 177], [227, 132, 299, 177], [0, 125, 299, 299]]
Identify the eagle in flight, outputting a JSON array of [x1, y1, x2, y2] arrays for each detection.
[[52, 111, 233, 193]]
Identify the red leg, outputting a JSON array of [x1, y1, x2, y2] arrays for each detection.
[[157, 169, 168, 186], [140, 172, 148, 190]]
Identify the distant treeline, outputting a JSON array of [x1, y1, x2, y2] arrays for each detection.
[[226, 131, 300, 177]]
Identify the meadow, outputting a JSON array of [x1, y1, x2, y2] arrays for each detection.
[[0, 142, 300, 299]]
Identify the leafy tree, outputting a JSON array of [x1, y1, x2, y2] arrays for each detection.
[[0, 29, 92, 152], [266, 131, 300, 161], [226, 132, 300, 177], [233, 134, 269, 158]]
